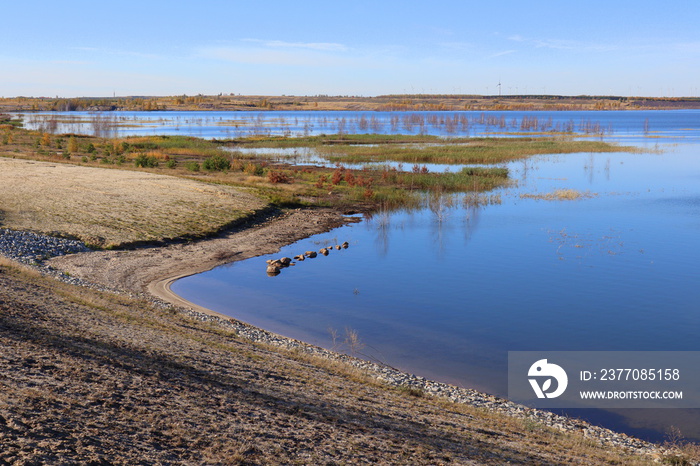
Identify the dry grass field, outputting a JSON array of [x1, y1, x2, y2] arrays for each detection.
[[0, 158, 266, 248]]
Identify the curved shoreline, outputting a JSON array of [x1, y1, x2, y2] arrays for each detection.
[[48, 208, 354, 300], [148, 273, 231, 319], [20, 213, 667, 458]]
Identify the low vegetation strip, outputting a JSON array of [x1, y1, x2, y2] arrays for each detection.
[[2, 121, 645, 214], [520, 189, 598, 201], [319, 138, 640, 165], [0, 158, 266, 248]]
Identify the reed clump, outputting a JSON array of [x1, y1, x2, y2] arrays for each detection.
[[520, 189, 597, 201]]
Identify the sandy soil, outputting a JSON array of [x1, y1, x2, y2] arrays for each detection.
[[0, 158, 265, 248], [1, 157, 354, 314], [49, 208, 355, 317]]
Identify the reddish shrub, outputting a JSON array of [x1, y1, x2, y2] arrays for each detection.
[[331, 168, 344, 185], [315, 174, 328, 188], [345, 171, 355, 187], [268, 170, 292, 184]]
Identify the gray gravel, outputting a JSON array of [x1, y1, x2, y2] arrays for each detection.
[[0, 229, 91, 264]]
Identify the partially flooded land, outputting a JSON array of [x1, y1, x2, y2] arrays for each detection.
[[1, 111, 697, 463]]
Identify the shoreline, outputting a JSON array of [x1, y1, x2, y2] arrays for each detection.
[[3, 216, 665, 458], [48, 207, 355, 301]]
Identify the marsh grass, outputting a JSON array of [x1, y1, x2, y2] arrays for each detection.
[[1, 126, 642, 217], [224, 133, 446, 148], [520, 189, 597, 201], [126, 135, 228, 158], [318, 138, 637, 165]]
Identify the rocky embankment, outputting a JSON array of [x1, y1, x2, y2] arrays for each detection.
[[0, 228, 674, 461], [0, 229, 91, 264]]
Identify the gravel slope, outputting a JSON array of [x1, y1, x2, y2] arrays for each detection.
[[0, 261, 666, 465]]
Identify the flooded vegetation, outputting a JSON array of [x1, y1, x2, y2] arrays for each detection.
[[5, 112, 641, 213], [17, 109, 630, 140]]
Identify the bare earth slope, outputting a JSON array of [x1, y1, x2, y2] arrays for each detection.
[[0, 262, 661, 464]]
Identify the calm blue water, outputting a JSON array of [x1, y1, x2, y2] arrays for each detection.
[[17, 109, 700, 142], [170, 110, 700, 443], [27, 109, 700, 442]]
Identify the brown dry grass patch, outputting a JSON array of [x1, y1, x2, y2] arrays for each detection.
[[0, 157, 266, 247]]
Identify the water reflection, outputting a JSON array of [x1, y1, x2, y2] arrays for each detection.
[[162, 111, 700, 443], [16, 109, 700, 143]]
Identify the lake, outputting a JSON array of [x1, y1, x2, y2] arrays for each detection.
[[17, 108, 694, 141], [24, 109, 700, 442]]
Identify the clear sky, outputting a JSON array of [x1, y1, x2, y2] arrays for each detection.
[[2, 0, 699, 98]]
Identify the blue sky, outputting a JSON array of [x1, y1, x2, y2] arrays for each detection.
[[2, 1, 699, 97]]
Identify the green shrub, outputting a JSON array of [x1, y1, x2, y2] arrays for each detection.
[[202, 154, 231, 171], [134, 154, 159, 168], [186, 161, 201, 172], [166, 159, 178, 169]]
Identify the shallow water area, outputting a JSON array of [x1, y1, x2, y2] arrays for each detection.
[[171, 110, 700, 443], [227, 145, 488, 173], [17, 109, 700, 142]]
